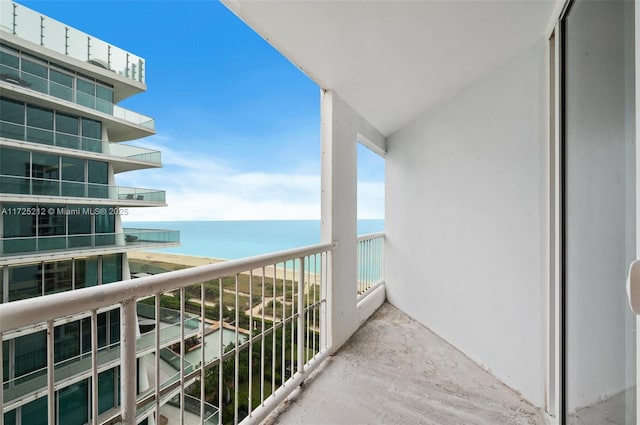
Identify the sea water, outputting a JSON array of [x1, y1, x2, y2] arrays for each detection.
[[124, 219, 384, 259]]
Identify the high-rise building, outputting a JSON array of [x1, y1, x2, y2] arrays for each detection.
[[0, 2, 179, 424]]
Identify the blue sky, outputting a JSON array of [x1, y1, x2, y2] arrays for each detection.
[[18, 0, 384, 220]]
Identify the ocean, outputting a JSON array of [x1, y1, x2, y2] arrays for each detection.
[[124, 219, 384, 260]]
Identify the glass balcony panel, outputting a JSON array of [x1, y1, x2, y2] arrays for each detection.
[[38, 235, 66, 252], [19, 72, 47, 94], [0, 175, 29, 194], [0, 121, 25, 140], [76, 91, 95, 109], [1, 229, 179, 256], [68, 234, 92, 249], [32, 179, 59, 196], [80, 137, 102, 153], [61, 180, 85, 197], [56, 132, 81, 150], [49, 80, 74, 102], [87, 184, 109, 199], [26, 127, 54, 146]]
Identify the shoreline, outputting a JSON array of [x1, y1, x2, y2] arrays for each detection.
[[127, 251, 313, 280], [127, 251, 228, 268]]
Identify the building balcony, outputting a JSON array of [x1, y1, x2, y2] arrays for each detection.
[[0, 63, 154, 131], [0, 120, 161, 172], [1, 304, 201, 412], [0, 2, 146, 88], [0, 233, 549, 425], [0, 175, 166, 205], [2, 80, 154, 142], [0, 228, 180, 261]]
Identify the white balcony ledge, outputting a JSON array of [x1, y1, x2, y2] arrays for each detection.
[[268, 303, 546, 425]]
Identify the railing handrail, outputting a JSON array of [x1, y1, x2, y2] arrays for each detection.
[[0, 241, 334, 333], [357, 231, 385, 242]]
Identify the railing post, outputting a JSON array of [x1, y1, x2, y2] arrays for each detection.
[[0, 333, 3, 425], [47, 321, 55, 424], [91, 309, 99, 425], [297, 257, 305, 374], [120, 298, 137, 425]]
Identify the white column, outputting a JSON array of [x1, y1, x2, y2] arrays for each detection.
[[320, 89, 360, 352]]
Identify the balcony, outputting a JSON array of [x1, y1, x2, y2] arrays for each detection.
[[0, 175, 166, 205], [0, 120, 161, 167], [0, 228, 180, 259], [0, 63, 154, 130], [0, 2, 145, 85], [0, 233, 549, 425]]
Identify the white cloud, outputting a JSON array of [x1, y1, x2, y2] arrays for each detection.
[[118, 137, 384, 221]]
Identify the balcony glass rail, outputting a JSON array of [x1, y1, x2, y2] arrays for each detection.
[[0, 63, 154, 129], [357, 232, 385, 297], [0, 120, 161, 164], [0, 228, 180, 256], [0, 1, 145, 83], [0, 243, 332, 424], [0, 174, 166, 203]]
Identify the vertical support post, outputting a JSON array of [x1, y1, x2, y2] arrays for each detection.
[[155, 294, 161, 424], [91, 310, 99, 425], [297, 257, 305, 373], [120, 299, 137, 425], [39, 16, 44, 46], [47, 321, 55, 425], [180, 288, 185, 425], [0, 333, 3, 425], [320, 89, 359, 352]]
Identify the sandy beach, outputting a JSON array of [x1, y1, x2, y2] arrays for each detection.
[[127, 251, 227, 267], [127, 251, 316, 281]]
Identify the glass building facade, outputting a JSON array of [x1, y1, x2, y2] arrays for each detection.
[[0, 2, 173, 424]]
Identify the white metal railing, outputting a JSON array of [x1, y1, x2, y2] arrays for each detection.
[[0, 242, 332, 425], [357, 232, 384, 299]]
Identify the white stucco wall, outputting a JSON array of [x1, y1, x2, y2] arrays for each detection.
[[385, 39, 548, 407]]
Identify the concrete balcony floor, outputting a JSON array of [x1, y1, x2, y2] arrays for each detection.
[[269, 303, 545, 425]]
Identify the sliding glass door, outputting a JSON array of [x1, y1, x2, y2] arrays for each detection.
[[562, 1, 636, 423]]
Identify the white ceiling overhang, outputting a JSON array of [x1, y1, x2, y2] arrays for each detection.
[[222, 0, 558, 137]]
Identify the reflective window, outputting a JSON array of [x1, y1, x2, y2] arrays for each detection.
[[2, 340, 8, 382], [98, 368, 116, 414], [21, 58, 47, 78], [58, 380, 89, 425], [31, 152, 59, 179], [87, 160, 108, 184], [55, 112, 78, 135], [8, 264, 41, 301], [14, 331, 46, 377], [102, 254, 122, 284], [26, 105, 54, 145], [3, 204, 35, 238], [26, 105, 53, 130], [0, 97, 24, 124], [0, 147, 30, 176], [54, 321, 80, 363], [20, 395, 47, 425], [81, 118, 101, 139], [74, 257, 98, 288], [44, 260, 72, 295], [61, 156, 84, 182], [0, 50, 19, 68]]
